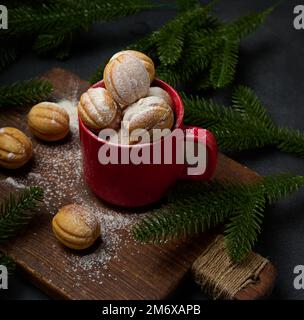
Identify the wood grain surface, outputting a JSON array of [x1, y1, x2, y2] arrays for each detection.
[[0, 68, 276, 300]]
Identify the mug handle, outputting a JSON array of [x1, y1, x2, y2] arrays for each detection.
[[180, 125, 218, 181]]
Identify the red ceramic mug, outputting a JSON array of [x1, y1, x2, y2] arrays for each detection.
[[79, 79, 217, 207]]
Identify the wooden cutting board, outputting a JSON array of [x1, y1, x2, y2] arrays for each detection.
[[0, 68, 276, 300]]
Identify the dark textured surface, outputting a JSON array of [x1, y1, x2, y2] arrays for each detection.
[[0, 0, 303, 300]]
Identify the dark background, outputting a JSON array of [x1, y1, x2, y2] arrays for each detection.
[[1, 0, 304, 300]]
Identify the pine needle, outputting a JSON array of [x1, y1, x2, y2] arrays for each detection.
[[7, 1, 158, 36], [225, 188, 265, 262], [209, 38, 239, 88], [132, 181, 238, 243], [277, 127, 304, 158], [156, 20, 185, 66], [3, 0, 160, 59], [33, 32, 73, 58], [183, 87, 304, 155], [262, 174, 304, 204], [0, 187, 44, 243], [91, 2, 272, 88], [224, 7, 273, 40], [232, 85, 275, 130], [132, 174, 304, 262], [0, 79, 53, 108]]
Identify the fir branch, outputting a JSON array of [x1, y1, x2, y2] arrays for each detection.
[[232, 85, 275, 130], [262, 174, 304, 204], [165, 5, 270, 88], [0, 187, 44, 243], [182, 92, 277, 151], [91, 3, 221, 85], [92, 3, 271, 88], [209, 38, 239, 88], [153, 5, 214, 66], [33, 32, 73, 59], [133, 174, 304, 261], [156, 65, 184, 88], [183, 87, 304, 155], [2, 0, 159, 59], [277, 127, 304, 158], [225, 188, 265, 262], [181, 92, 234, 127], [6, 0, 159, 37], [156, 19, 185, 66], [224, 7, 273, 40], [133, 181, 241, 243], [127, 32, 159, 56], [155, 29, 220, 86], [0, 79, 53, 108], [209, 118, 275, 151]]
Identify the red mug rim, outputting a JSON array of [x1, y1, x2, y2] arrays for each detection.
[[78, 78, 185, 149]]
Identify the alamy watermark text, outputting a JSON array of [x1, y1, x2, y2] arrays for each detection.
[[0, 5, 8, 30], [0, 265, 8, 289], [294, 5, 304, 29]]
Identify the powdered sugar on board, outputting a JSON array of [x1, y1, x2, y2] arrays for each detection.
[[58, 99, 79, 134], [3, 177, 26, 189], [1, 98, 137, 284]]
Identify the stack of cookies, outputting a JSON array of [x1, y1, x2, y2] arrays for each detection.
[[78, 50, 174, 145]]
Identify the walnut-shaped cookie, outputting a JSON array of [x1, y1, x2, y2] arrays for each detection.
[[122, 96, 174, 144], [28, 102, 70, 141], [148, 87, 173, 108], [104, 53, 150, 107], [52, 204, 100, 250], [78, 87, 122, 131], [0, 127, 33, 169], [110, 50, 155, 83]]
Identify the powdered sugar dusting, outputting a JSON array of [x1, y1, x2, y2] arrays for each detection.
[[106, 54, 149, 106], [58, 99, 79, 134], [4, 177, 26, 189], [80, 88, 115, 127], [0, 98, 137, 284], [7, 152, 15, 160], [148, 87, 173, 107], [123, 96, 173, 132]]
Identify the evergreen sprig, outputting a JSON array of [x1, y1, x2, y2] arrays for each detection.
[[0, 0, 161, 60], [6, 1, 157, 36], [182, 86, 304, 156], [0, 187, 44, 243], [33, 32, 73, 59], [277, 128, 304, 158], [0, 79, 53, 108], [224, 7, 273, 40], [209, 38, 239, 88], [91, 2, 273, 88], [224, 186, 265, 262], [0, 187, 44, 272], [133, 174, 304, 262]]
